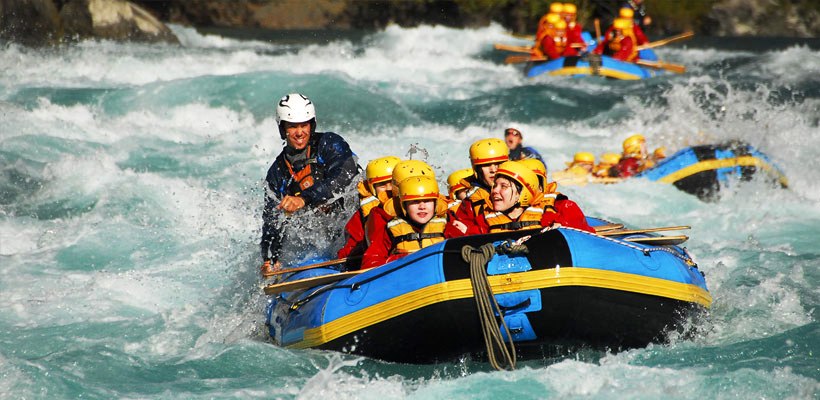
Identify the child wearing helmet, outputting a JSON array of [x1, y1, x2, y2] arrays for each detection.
[[611, 134, 652, 178], [362, 160, 451, 266], [563, 152, 596, 176], [593, 152, 623, 178], [336, 156, 401, 265], [450, 138, 510, 236], [593, 17, 639, 62], [261, 93, 360, 276], [361, 176, 449, 269], [470, 161, 594, 233], [446, 168, 474, 214]]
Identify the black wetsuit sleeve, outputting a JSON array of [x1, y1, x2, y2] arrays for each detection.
[[299, 132, 359, 206], [260, 160, 286, 262]]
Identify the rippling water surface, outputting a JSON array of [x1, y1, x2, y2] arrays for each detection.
[[1, 24, 818, 399]]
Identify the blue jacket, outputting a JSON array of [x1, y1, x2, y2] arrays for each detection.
[[260, 131, 360, 262], [510, 145, 544, 163]]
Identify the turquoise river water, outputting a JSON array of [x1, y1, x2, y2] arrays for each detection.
[[1, 24, 818, 399]]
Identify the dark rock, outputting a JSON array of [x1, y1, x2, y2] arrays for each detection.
[[60, 0, 178, 43], [0, 0, 62, 46], [704, 0, 819, 37]]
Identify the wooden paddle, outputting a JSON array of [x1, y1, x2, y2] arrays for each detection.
[[263, 270, 366, 296], [593, 223, 625, 232], [594, 19, 602, 43], [635, 59, 686, 74], [636, 31, 694, 51], [263, 257, 356, 278], [599, 225, 691, 236], [624, 235, 689, 246], [505, 55, 548, 64], [494, 43, 533, 53]]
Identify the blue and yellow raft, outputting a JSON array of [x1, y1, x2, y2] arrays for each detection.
[[526, 48, 664, 80], [638, 141, 789, 200], [264, 218, 711, 364], [553, 142, 788, 201]]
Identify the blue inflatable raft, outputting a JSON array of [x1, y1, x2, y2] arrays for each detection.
[[264, 219, 711, 364], [638, 141, 789, 200], [553, 142, 788, 201], [526, 49, 664, 80]]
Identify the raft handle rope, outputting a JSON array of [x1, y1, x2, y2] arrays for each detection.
[[461, 242, 517, 371], [564, 226, 698, 265]]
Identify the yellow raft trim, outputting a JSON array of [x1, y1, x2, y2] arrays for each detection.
[[657, 156, 789, 187], [548, 66, 642, 80], [290, 267, 712, 349]]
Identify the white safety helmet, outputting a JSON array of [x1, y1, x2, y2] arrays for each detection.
[[275, 93, 317, 140]]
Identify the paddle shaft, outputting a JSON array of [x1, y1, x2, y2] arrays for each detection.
[[593, 223, 625, 232], [636, 31, 694, 51], [635, 59, 686, 73], [599, 225, 691, 236], [624, 235, 688, 245], [264, 257, 357, 277], [263, 270, 365, 295]]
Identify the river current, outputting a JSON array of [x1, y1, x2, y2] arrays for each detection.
[[1, 24, 818, 399]]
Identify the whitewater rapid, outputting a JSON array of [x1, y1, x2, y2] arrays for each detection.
[[1, 23, 818, 399]]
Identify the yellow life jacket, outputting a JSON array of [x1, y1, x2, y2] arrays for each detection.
[[356, 181, 385, 219], [448, 199, 462, 213], [463, 180, 492, 217], [484, 207, 545, 233], [387, 217, 446, 254]]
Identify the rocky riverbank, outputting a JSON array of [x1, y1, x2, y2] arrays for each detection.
[[2, 0, 818, 46]]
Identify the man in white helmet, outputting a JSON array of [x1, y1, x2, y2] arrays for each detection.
[[260, 93, 360, 275]]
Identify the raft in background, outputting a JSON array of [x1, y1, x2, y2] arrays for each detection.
[[264, 218, 710, 364], [526, 49, 663, 80], [553, 141, 789, 201]]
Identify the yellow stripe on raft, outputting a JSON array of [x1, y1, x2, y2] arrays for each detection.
[[657, 156, 789, 187], [291, 267, 712, 349], [548, 67, 642, 80]]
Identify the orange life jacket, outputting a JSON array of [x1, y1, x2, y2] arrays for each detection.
[[284, 146, 316, 192], [463, 182, 492, 217]]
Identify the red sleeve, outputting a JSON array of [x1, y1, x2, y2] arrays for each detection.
[[634, 26, 649, 45], [361, 211, 392, 269], [336, 211, 365, 259], [453, 199, 484, 236], [554, 199, 594, 232]]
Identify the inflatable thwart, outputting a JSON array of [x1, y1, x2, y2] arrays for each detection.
[[264, 218, 710, 365]]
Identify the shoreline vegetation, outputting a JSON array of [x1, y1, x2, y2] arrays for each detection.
[[1, 0, 819, 46]]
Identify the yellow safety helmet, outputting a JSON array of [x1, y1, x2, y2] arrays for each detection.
[[469, 138, 509, 167], [447, 168, 473, 199], [392, 160, 435, 196], [365, 156, 401, 194], [545, 13, 561, 26], [599, 152, 622, 165], [614, 17, 633, 30], [495, 161, 540, 207], [573, 152, 595, 164], [398, 175, 440, 216], [518, 158, 548, 190], [622, 134, 646, 156], [549, 2, 564, 14], [619, 7, 635, 19], [554, 20, 568, 30], [562, 3, 577, 14]]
